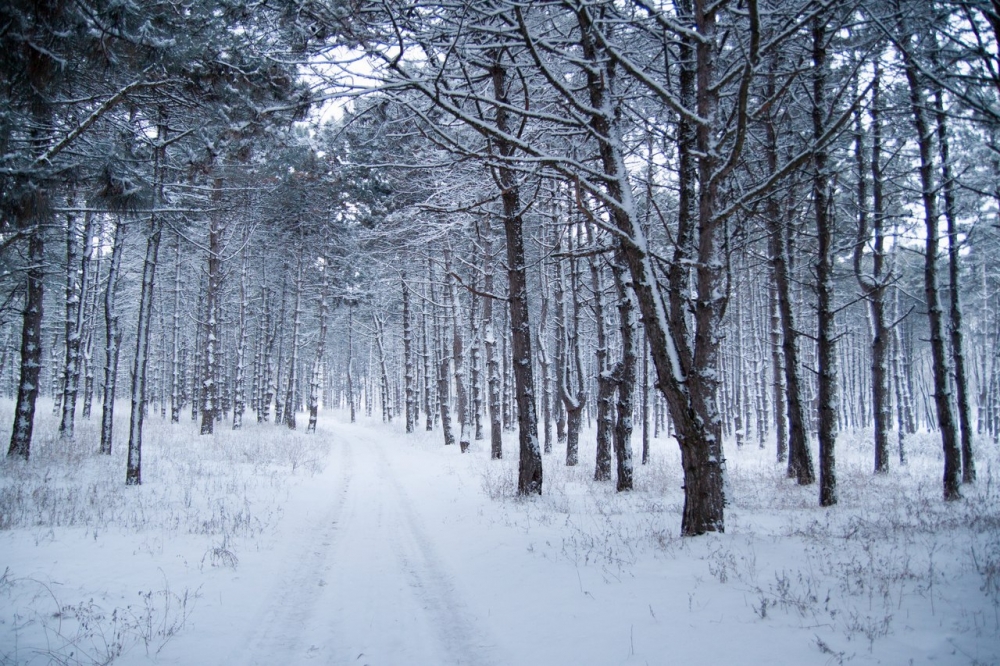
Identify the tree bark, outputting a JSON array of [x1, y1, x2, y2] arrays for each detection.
[[402, 269, 416, 433], [934, 87, 976, 484], [490, 52, 542, 493], [126, 216, 163, 485], [903, 40, 962, 500], [7, 228, 44, 460], [284, 252, 304, 430], [812, 19, 837, 507]]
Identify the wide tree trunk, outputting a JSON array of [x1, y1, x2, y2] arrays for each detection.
[[7, 229, 45, 460]]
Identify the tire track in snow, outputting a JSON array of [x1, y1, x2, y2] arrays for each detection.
[[372, 440, 500, 666], [226, 437, 354, 666]]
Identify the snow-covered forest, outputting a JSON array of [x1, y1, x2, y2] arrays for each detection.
[[2, 1, 1000, 663]]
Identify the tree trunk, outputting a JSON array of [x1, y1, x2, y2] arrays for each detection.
[[402, 269, 416, 433], [421, 276, 435, 430], [445, 250, 471, 452], [347, 303, 356, 423], [536, 241, 553, 456], [934, 87, 976, 484], [764, 55, 814, 486], [855, 58, 892, 475], [903, 43, 962, 500], [812, 19, 837, 507], [171, 235, 183, 423], [590, 230, 613, 482], [59, 205, 92, 439], [490, 53, 542, 493], [561, 229, 586, 468], [126, 216, 163, 485], [7, 229, 44, 460], [430, 257, 454, 446], [99, 220, 126, 455], [81, 229, 100, 420], [233, 242, 250, 430], [307, 256, 329, 433], [200, 180, 223, 435], [285, 253, 303, 430], [611, 250, 636, 492]]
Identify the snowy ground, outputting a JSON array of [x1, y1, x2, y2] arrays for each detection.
[[2, 401, 999, 665]]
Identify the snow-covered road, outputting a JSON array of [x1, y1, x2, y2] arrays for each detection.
[[11, 412, 992, 666], [213, 425, 499, 666]]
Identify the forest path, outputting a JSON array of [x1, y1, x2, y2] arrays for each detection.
[[227, 420, 498, 666]]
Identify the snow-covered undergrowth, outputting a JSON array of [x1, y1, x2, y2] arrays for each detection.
[[473, 427, 1000, 663], [2, 401, 998, 665], [0, 399, 328, 665]]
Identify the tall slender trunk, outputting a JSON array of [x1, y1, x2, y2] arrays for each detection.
[[421, 277, 435, 431], [934, 87, 976, 484], [641, 334, 650, 465], [347, 303, 356, 423], [125, 112, 167, 484], [200, 179, 223, 435], [430, 257, 454, 446], [813, 19, 837, 507], [233, 242, 250, 430], [561, 228, 586, 467], [7, 229, 45, 460], [482, 222, 503, 456], [284, 252, 303, 430], [469, 274, 484, 442], [307, 256, 329, 433], [81, 230, 100, 420], [170, 235, 183, 423], [553, 227, 568, 446], [611, 250, 636, 492], [100, 220, 126, 455], [402, 269, 416, 433], [59, 205, 92, 439], [536, 240, 553, 456], [446, 250, 471, 452], [490, 52, 542, 493], [903, 40, 962, 500], [590, 226, 613, 482], [126, 217, 163, 485], [765, 55, 813, 485], [855, 59, 892, 474], [769, 282, 787, 462]]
